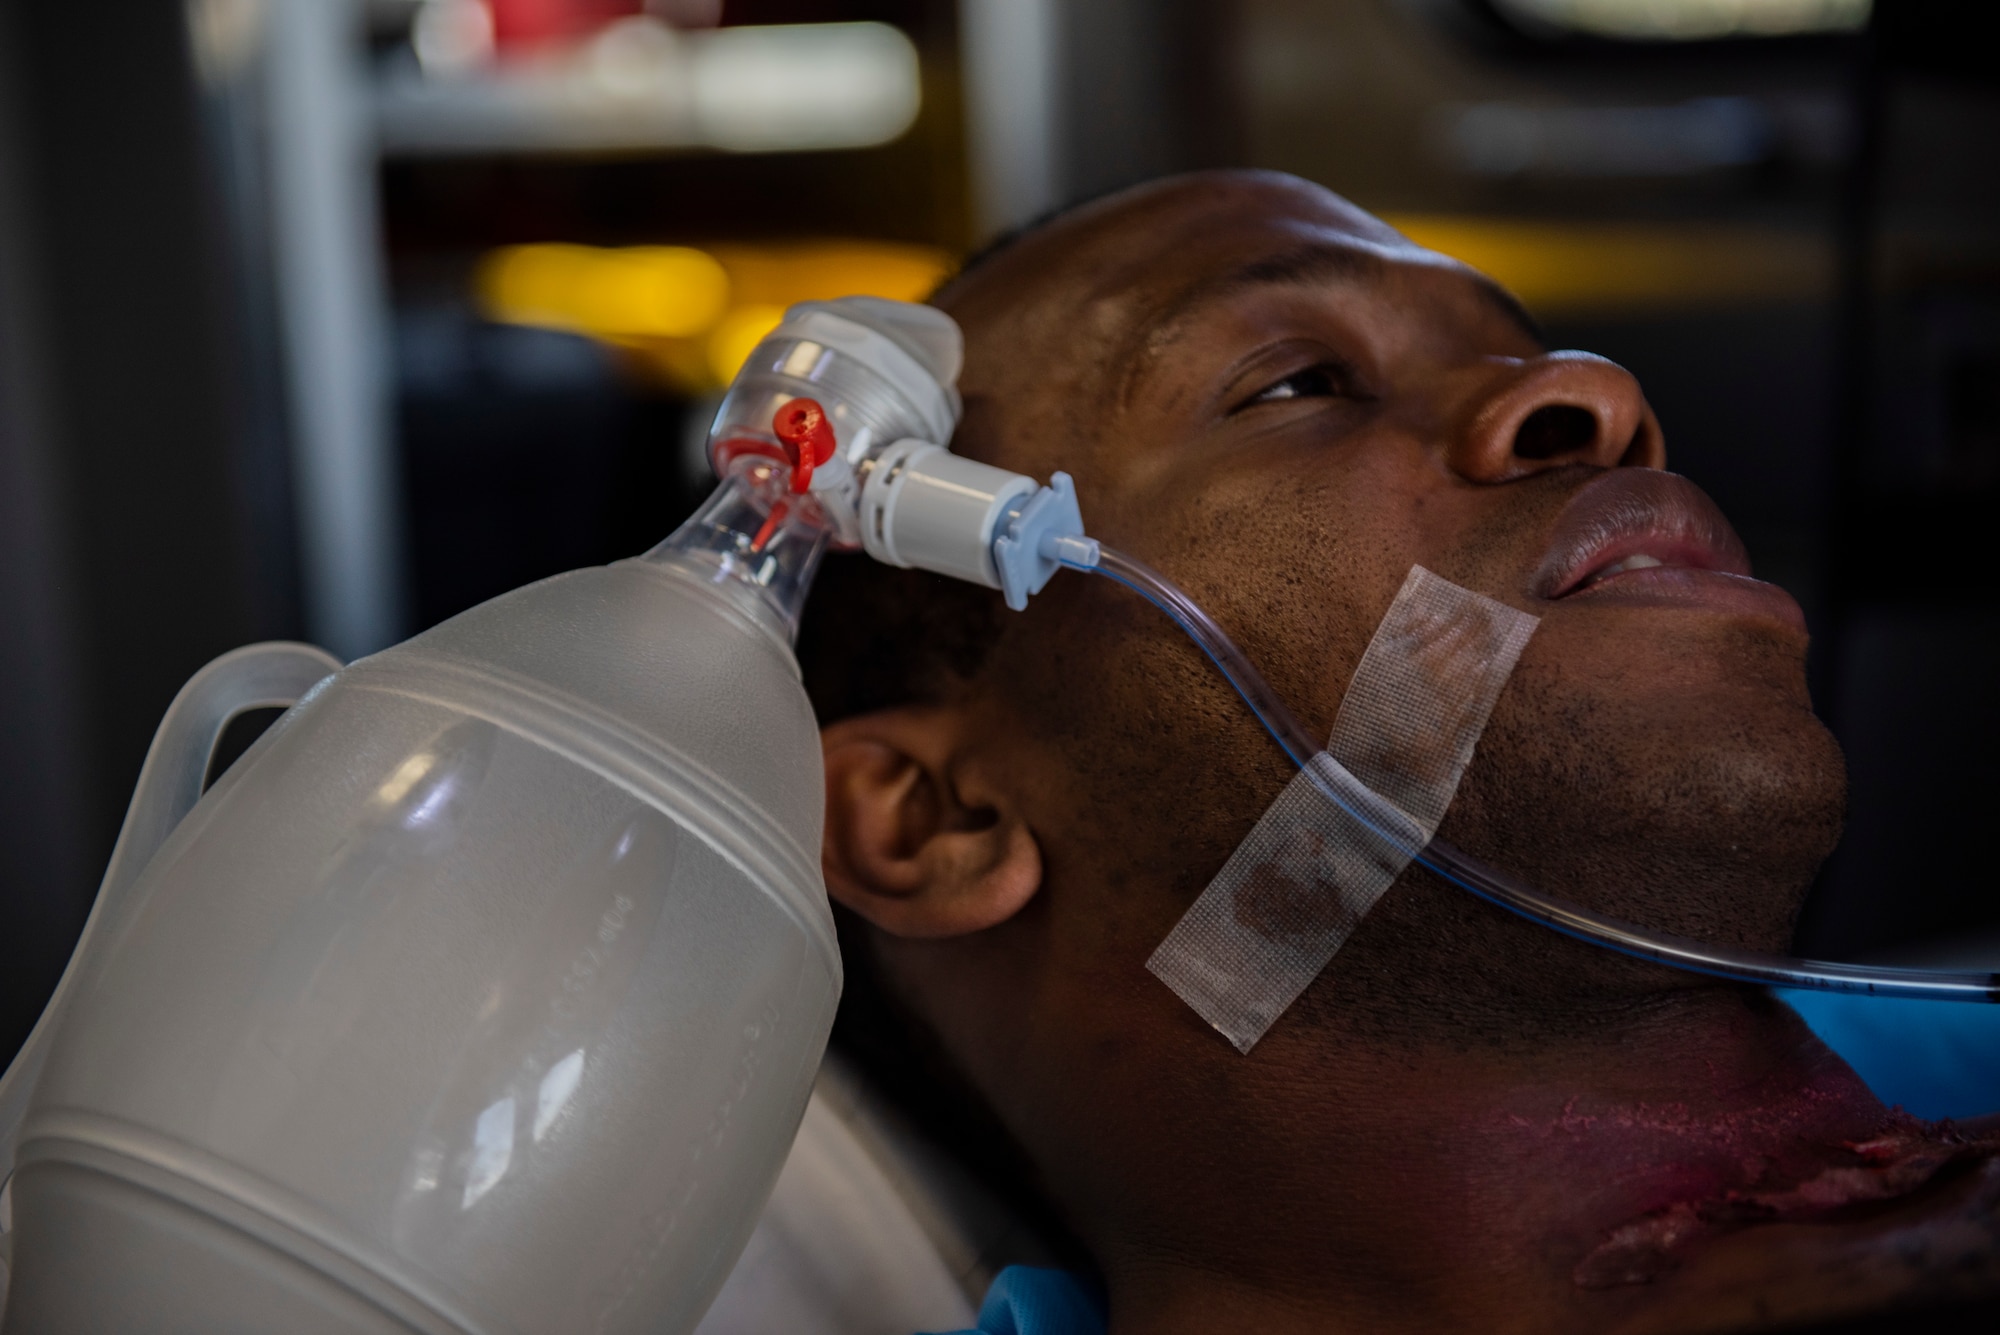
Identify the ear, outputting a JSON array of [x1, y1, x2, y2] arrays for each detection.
[[821, 706, 1042, 939]]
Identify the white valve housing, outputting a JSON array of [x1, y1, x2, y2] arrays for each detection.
[[702, 294, 1086, 614], [858, 441, 1037, 588]]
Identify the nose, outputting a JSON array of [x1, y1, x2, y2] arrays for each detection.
[[1446, 351, 1665, 483]]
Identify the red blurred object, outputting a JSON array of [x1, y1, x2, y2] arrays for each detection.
[[750, 498, 789, 553], [486, 0, 645, 55], [773, 398, 837, 493], [711, 435, 785, 474]]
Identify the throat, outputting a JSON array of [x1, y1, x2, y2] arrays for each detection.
[[1097, 984, 1994, 1335], [1445, 986, 1969, 1288]]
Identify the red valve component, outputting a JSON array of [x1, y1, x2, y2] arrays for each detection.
[[773, 397, 837, 494]]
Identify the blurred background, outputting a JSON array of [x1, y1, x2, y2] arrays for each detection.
[[1, 0, 1993, 1062]]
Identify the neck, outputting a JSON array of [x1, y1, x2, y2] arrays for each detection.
[[1079, 980, 1995, 1335]]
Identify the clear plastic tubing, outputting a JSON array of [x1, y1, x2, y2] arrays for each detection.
[[1063, 546, 2000, 1004]]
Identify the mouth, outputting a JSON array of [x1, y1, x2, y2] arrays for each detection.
[[1533, 471, 1805, 633]]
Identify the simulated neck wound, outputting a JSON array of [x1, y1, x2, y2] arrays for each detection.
[[1146, 566, 1538, 1052]]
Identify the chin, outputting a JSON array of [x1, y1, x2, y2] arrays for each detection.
[[1452, 623, 1849, 953]]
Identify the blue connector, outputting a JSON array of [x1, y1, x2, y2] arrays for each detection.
[[991, 471, 1098, 611]]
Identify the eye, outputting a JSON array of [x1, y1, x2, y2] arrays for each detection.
[[1240, 362, 1354, 410]]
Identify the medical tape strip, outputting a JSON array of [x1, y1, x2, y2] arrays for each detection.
[[1146, 566, 1539, 1052]]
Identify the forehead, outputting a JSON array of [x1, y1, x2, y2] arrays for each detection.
[[945, 179, 1536, 389], [1096, 201, 1439, 317]]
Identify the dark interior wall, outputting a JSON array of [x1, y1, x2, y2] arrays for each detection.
[[0, 0, 298, 1065], [1057, 0, 1242, 202], [0, 0, 91, 1074], [1794, 41, 2000, 959], [1803, 606, 2000, 955]]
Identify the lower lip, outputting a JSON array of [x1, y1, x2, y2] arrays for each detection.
[[1556, 565, 1807, 633]]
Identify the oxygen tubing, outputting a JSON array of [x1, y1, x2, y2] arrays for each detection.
[[1061, 545, 2000, 1004]]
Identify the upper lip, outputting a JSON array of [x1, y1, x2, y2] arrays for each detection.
[[1532, 470, 1751, 600]]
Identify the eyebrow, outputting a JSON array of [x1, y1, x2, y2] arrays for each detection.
[[1153, 240, 1548, 350]]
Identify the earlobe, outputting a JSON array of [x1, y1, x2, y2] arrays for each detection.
[[821, 709, 1043, 939]]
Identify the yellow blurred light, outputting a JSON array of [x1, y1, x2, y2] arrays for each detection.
[[473, 238, 954, 392], [573, 246, 730, 339], [479, 243, 730, 340], [1495, 0, 1868, 41], [707, 241, 951, 308], [1382, 215, 1831, 316], [476, 243, 598, 329], [705, 304, 787, 385]]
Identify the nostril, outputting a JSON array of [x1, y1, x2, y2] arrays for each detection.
[[1513, 404, 1599, 461]]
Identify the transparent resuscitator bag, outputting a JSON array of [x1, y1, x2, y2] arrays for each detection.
[[0, 294, 1008, 1334], [0, 294, 1002, 1335], [0, 540, 839, 1333]]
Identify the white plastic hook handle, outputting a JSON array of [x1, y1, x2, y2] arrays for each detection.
[[0, 642, 342, 1192]]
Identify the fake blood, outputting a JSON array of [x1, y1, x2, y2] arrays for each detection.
[[1571, 1112, 2000, 1288]]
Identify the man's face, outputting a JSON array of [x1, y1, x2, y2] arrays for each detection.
[[934, 172, 1845, 1007]]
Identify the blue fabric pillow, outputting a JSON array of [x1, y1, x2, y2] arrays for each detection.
[[1780, 989, 2000, 1122], [925, 1266, 1107, 1335]]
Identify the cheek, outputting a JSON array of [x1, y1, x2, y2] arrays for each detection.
[[982, 568, 1295, 908], [1112, 450, 1446, 739]]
